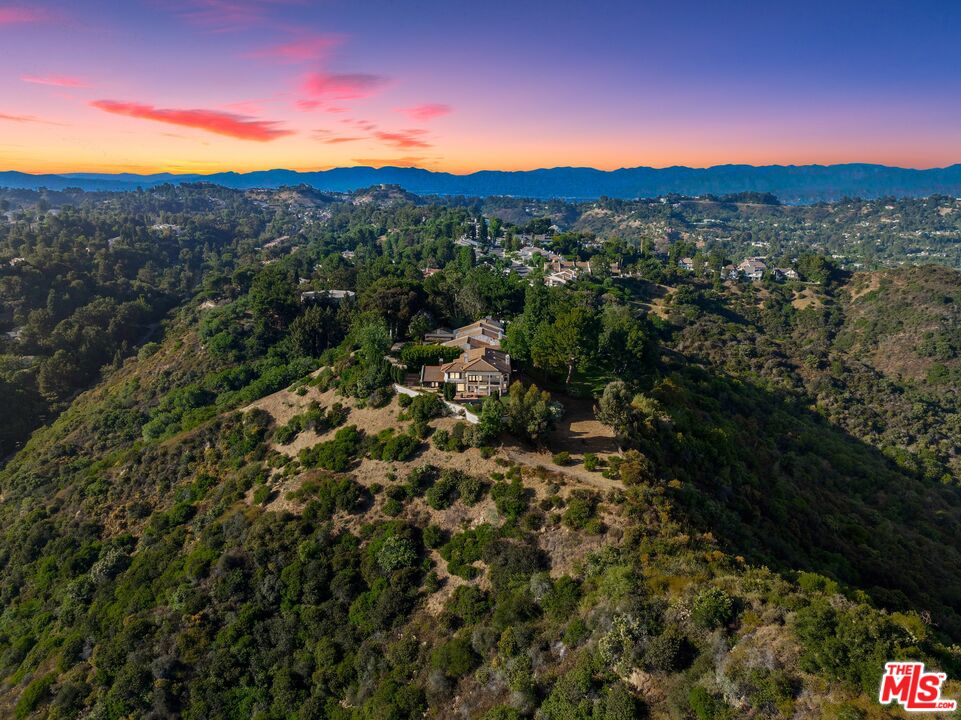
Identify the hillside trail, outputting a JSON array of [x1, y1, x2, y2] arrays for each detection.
[[501, 446, 621, 492]]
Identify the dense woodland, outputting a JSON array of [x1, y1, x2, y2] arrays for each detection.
[[2, 185, 961, 719]]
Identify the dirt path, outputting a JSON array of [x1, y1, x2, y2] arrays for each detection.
[[502, 447, 621, 493], [846, 271, 881, 301]]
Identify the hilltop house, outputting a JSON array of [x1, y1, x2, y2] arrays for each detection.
[[419, 318, 511, 398], [737, 258, 768, 281], [424, 317, 504, 347], [774, 267, 799, 281], [420, 345, 512, 399]]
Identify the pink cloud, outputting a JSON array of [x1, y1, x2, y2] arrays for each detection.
[[174, 0, 296, 33], [313, 131, 364, 144], [90, 100, 294, 141], [0, 112, 39, 122], [249, 33, 343, 62], [0, 7, 47, 24], [313, 128, 365, 144], [374, 128, 431, 149], [22, 75, 89, 88], [301, 72, 387, 100], [0, 112, 64, 126], [397, 103, 452, 122], [341, 117, 377, 131], [223, 99, 268, 114]]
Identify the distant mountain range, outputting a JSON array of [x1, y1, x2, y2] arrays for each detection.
[[3, 163, 961, 203]]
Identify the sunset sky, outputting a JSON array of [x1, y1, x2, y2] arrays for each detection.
[[2, 0, 961, 174]]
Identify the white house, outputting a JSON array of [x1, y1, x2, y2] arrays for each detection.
[[737, 258, 768, 281]]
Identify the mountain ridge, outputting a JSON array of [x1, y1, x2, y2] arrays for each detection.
[[4, 162, 961, 202]]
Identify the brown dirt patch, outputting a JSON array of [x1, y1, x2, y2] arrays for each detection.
[[791, 287, 822, 310]]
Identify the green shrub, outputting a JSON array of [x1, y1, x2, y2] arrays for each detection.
[[563, 618, 590, 646], [405, 465, 438, 496], [290, 474, 367, 520], [561, 490, 600, 531], [431, 636, 479, 678], [274, 423, 299, 445], [424, 571, 441, 593], [793, 598, 903, 693], [543, 576, 581, 619], [457, 473, 486, 505], [138, 341, 161, 359], [407, 392, 446, 423], [598, 683, 641, 720], [583, 452, 600, 471], [423, 524, 447, 549], [299, 425, 361, 471], [15, 673, 55, 719], [369, 385, 394, 408], [692, 587, 736, 629], [432, 428, 450, 449], [644, 626, 693, 672], [252, 484, 272, 505], [552, 451, 571, 466], [376, 536, 419, 574], [491, 477, 529, 520], [689, 686, 734, 720], [383, 497, 403, 516], [746, 668, 797, 714], [448, 585, 490, 624], [440, 525, 496, 579], [482, 707, 522, 720], [400, 343, 461, 369], [369, 428, 421, 462], [426, 473, 458, 510]]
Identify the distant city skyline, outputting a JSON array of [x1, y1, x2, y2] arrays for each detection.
[[2, 0, 960, 174]]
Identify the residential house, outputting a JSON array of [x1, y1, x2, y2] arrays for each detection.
[[516, 246, 557, 264], [419, 318, 511, 398], [424, 327, 455, 343], [678, 257, 695, 272], [420, 345, 512, 399], [737, 258, 768, 281], [546, 258, 589, 274], [508, 261, 531, 278], [301, 289, 356, 303], [442, 335, 491, 352], [774, 267, 799, 281], [545, 269, 578, 286], [425, 317, 504, 347]]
